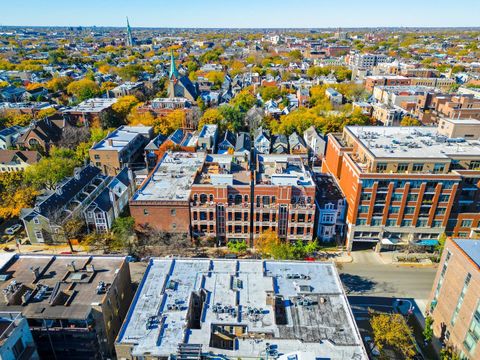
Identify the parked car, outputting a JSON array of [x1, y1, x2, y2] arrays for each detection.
[[5, 224, 22, 235], [364, 336, 380, 357]]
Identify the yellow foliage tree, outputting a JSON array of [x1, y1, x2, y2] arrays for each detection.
[[66, 79, 100, 101], [26, 82, 44, 91], [127, 106, 156, 126], [370, 313, 416, 360], [112, 95, 140, 119], [154, 110, 185, 135], [197, 108, 225, 130], [37, 108, 57, 119], [45, 76, 72, 92]]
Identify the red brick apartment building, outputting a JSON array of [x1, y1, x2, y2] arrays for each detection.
[[428, 238, 480, 359], [322, 125, 480, 251], [129, 152, 316, 244], [253, 154, 316, 242], [364, 75, 411, 92]]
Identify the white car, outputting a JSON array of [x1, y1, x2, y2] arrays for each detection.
[[5, 224, 22, 235], [364, 336, 381, 357]]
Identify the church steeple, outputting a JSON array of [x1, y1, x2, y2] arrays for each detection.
[[169, 50, 180, 80], [126, 17, 133, 47]]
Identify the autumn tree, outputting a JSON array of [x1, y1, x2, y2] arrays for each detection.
[[401, 116, 422, 126], [370, 313, 416, 359], [115, 64, 144, 81], [205, 71, 225, 89], [127, 107, 156, 126], [230, 88, 257, 112], [198, 108, 225, 130], [0, 172, 38, 220], [258, 86, 282, 101], [112, 95, 140, 120], [45, 76, 73, 92], [154, 110, 185, 135], [66, 79, 100, 101], [37, 107, 57, 119]]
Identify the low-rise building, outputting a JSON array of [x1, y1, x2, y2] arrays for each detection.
[[0, 125, 25, 150], [63, 98, 117, 126], [314, 173, 347, 243], [0, 150, 40, 172], [0, 254, 133, 360], [0, 312, 39, 360], [90, 125, 153, 176], [115, 259, 367, 360], [326, 87, 343, 105], [428, 238, 480, 359]]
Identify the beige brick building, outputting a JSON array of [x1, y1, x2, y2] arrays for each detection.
[[428, 238, 480, 359]]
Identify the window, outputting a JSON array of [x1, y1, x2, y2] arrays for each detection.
[[33, 217, 40, 224], [439, 195, 450, 202], [412, 163, 424, 172], [358, 206, 369, 214], [407, 194, 418, 202], [360, 193, 372, 201], [432, 220, 443, 228], [391, 193, 403, 202], [356, 219, 367, 225], [12, 339, 25, 358], [434, 163, 446, 173], [322, 214, 335, 223], [405, 207, 415, 214], [171, 209, 176, 216], [143, 209, 149, 215], [35, 231, 43, 240], [469, 160, 480, 170], [451, 273, 471, 326], [94, 154, 100, 160], [416, 218, 428, 227], [376, 163, 387, 172], [386, 219, 396, 227], [371, 217, 382, 226], [401, 220, 412, 227], [389, 206, 400, 214], [462, 220, 473, 228], [397, 163, 409, 172]]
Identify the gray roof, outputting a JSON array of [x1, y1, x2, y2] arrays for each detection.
[[454, 239, 480, 268]]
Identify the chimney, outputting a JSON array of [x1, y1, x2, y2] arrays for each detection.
[[108, 138, 113, 146], [30, 266, 40, 280], [67, 261, 76, 272]]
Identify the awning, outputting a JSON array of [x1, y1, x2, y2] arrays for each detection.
[[416, 240, 439, 247], [381, 238, 399, 245]]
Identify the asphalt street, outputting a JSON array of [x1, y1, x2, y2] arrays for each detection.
[[338, 251, 437, 301]]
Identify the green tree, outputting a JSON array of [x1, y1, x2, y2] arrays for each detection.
[[231, 88, 257, 112], [227, 240, 248, 253], [115, 64, 144, 81], [25, 148, 80, 190], [66, 79, 100, 101], [423, 315, 434, 343]]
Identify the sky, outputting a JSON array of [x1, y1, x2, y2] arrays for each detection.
[[2, 0, 480, 28]]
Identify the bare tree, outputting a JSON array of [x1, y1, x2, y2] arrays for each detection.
[[58, 126, 90, 149]]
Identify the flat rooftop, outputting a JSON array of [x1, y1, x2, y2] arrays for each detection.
[[132, 152, 205, 202], [346, 126, 480, 159], [454, 239, 480, 268], [117, 259, 366, 360], [92, 125, 152, 152], [256, 154, 314, 186], [0, 255, 126, 320], [194, 154, 250, 186], [67, 98, 117, 113]]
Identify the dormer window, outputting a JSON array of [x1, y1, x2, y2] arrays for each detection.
[[33, 217, 40, 224]]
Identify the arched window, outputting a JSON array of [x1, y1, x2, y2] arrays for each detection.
[[209, 194, 214, 202], [234, 195, 242, 205], [200, 194, 208, 204]]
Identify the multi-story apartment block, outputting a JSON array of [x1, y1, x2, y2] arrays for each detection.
[[416, 93, 480, 124], [63, 98, 117, 126], [190, 154, 251, 244], [129, 152, 206, 236], [90, 125, 153, 176], [349, 53, 388, 70], [364, 75, 411, 92], [130, 151, 319, 244], [322, 125, 480, 250], [254, 154, 316, 242], [0, 254, 133, 360], [428, 239, 480, 360]]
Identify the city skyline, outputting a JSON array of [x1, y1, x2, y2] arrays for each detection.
[[2, 0, 480, 28]]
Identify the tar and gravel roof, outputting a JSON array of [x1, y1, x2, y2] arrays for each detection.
[[346, 126, 480, 159], [117, 259, 367, 359]]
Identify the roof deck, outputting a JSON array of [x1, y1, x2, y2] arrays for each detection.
[[256, 154, 314, 187], [194, 154, 250, 186]]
